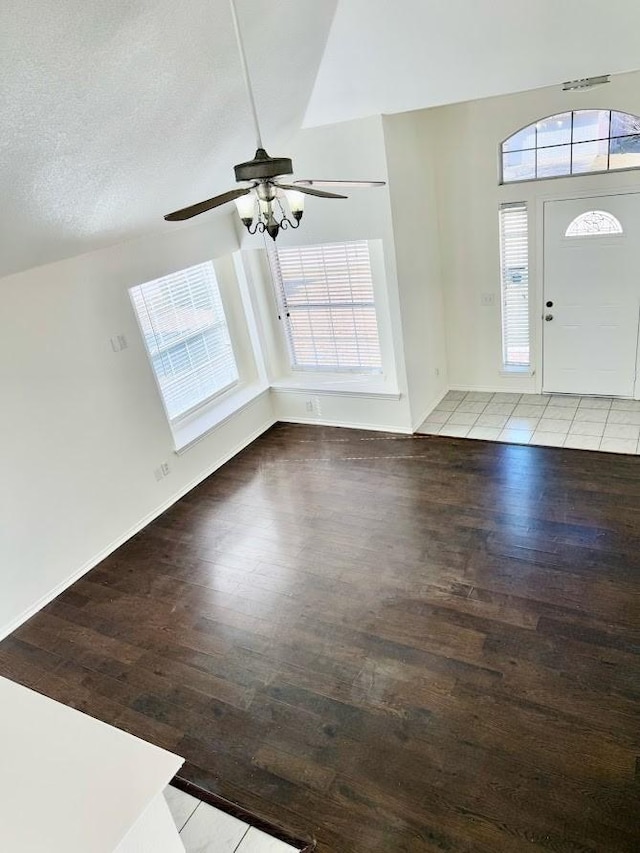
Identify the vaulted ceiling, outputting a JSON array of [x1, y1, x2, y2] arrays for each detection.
[[2, 0, 640, 278], [305, 0, 640, 127], [1, 0, 337, 277]]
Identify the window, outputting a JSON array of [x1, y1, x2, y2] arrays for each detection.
[[130, 261, 238, 421], [499, 203, 529, 369], [501, 110, 640, 183], [565, 210, 623, 237], [269, 241, 382, 373]]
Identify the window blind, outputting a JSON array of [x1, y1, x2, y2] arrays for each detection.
[[270, 241, 382, 372], [499, 203, 530, 368], [130, 261, 238, 421]]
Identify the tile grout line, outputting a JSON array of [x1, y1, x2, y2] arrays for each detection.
[[528, 395, 603, 449], [232, 825, 252, 852], [583, 400, 598, 451], [432, 392, 640, 453], [179, 801, 202, 835], [169, 781, 305, 852], [595, 399, 606, 452]]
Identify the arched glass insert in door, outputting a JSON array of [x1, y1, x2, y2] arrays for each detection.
[[565, 210, 624, 237], [501, 110, 640, 183]]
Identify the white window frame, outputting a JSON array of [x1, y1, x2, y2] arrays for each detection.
[[269, 240, 383, 375], [500, 109, 640, 184], [499, 203, 530, 372], [129, 261, 239, 425]]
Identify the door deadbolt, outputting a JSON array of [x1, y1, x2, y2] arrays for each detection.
[[546, 300, 553, 308], [545, 313, 553, 321]]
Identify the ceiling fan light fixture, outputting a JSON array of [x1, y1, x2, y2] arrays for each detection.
[[257, 197, 272, 215], [284, 189, 305, 221], [162, 0, 385, 238], [236, 191, 302, 239], [259, 201, 280, 241], [234, 193, 256, 225]]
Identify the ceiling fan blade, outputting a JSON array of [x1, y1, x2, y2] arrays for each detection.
[[164, 188, 251, 221], [276, 183, 347, 199], [294, 179, 386, 189]]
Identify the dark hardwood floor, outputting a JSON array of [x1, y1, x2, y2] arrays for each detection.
[[2, 424, 640, 852]]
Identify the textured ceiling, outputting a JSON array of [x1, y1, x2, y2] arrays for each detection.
[[305, 0, 640, 126], [0, 0, 337, 277], [4, 0, 640, 278]]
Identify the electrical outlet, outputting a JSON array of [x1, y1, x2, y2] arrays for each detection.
[[305, 400, 314, 412], [154, 462, 171, 481], [480, 293, 496, 307], [110, 334, 128, 352], [435, 367, 440, 377]]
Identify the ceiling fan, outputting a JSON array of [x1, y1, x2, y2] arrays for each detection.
[[164, 0, 385, 241]]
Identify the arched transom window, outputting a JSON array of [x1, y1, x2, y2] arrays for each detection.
[[501, 110, 640, 183], [565, 210, 623, 237]]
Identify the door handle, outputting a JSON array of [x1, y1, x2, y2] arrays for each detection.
[[545, 314, 553, 321]]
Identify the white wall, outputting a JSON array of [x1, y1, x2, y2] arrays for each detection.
[[430, 70, 640, 392], [0, 215, 275, 638], [0, 115, 439, 638], [12, 76, 640, 637], [383, 111, 448, 427]]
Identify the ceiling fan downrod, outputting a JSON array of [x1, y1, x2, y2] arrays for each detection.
[[163, 1, 383, 236], [229, 0, 263, 152]]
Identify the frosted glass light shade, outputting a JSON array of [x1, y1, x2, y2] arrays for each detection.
[[285, 190, 305, 215], [234, 193, 256, 221]]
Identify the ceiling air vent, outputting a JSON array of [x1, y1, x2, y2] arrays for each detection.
[[562, 75, 610, 91]]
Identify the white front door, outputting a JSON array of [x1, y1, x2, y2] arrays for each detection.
[[543, 194, 640, 397]]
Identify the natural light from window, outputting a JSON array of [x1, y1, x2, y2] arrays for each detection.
[[565, 209, 624, 237], [129, 261, 238, 421], [270, 241, 383, 373], [501, 110, 640, 183], [499, 203, 530, 370]]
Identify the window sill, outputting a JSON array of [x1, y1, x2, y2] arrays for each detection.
[[170, 374, 401, 454], [270, 375, 401, 400], [500, 366, 533, 377], [172, 381, 270, 454]]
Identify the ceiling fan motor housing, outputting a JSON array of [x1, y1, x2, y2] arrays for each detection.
[[234, 148, 293, 182]]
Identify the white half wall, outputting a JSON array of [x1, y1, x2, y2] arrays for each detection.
[[0, 216, 275, 638], [270, 388, 409, 434]]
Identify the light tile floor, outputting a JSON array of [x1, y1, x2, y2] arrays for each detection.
[[418, 391, 640, 454], [164, 786, 299, 853]]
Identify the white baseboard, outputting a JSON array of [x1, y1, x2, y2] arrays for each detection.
[[449, 383, 534, 394], [0, 416, 276, 642], [277, 416, 413, 434]]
